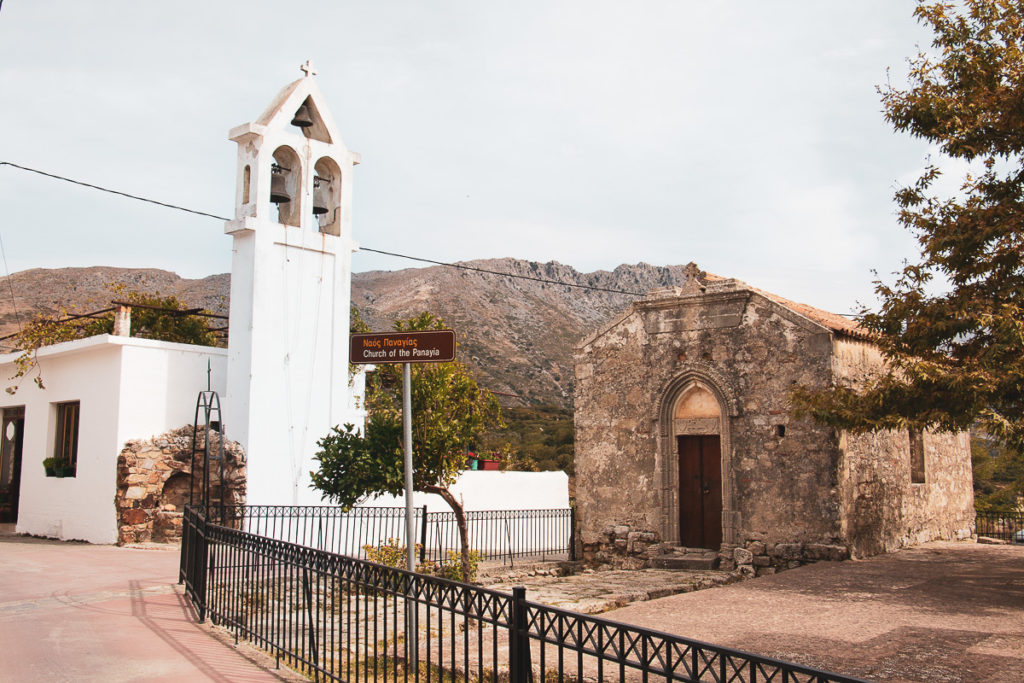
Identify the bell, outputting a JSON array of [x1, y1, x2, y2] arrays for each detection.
[[270, 165, 291, 204], [312, 176, 329, 215], [290, 102, 314, 128]]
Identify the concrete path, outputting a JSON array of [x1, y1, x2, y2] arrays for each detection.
[[0, 532, 305, 683], [603, 541, 1024, 683]]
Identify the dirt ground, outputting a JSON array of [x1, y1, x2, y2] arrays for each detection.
[[602, 541, 1024, 682]]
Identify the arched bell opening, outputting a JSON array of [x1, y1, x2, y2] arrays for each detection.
[[313, 156, 342, 236], [270, 145, 302, 227]]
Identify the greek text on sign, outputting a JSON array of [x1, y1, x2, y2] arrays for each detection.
[[350, 330, 457, 364]]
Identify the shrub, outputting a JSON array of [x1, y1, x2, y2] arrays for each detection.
[[363, 538, 421, 568], [419, 549, 482, 583]]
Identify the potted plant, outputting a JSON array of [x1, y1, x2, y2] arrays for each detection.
[[42, 457, 58, 477]]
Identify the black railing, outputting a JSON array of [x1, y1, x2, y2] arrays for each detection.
[[209, 505, 573, 563], [423, 508, 572, 563], [181, 505, 868, 683], [211, 505, 421, 558], [975, 508, 1024, 543]]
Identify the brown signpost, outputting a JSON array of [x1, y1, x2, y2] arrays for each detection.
[[349, 328, 458, 596], [350, 330, 456, 365]]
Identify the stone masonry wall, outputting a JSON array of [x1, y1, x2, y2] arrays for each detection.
[[575, 309, 662, 555], [575, 282, 845, 573], [115, 425, 246, 545], [833, 339, 974, 557]]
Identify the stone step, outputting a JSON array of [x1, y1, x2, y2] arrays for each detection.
[[476, 559, 580, 581], [649, 555, 718, 570]]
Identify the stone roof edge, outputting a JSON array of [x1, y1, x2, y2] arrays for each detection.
[[746, 286, 871, 342], [574, 304, 639, 351]]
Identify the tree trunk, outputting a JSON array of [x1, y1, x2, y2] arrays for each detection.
[[424, 484, 471, 582]]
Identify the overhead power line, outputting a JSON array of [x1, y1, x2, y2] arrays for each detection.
[[358, 247, 643, 295], [0, 161, 648, 296], [0, 160, 860, 315], [0, 232, 22, 337], [0, 162, 230, 221]]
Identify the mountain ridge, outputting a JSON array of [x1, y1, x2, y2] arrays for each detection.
[[0, 258, 696, 407]]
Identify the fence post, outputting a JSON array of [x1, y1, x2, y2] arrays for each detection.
[[197, 517, 209, 623], [509, 586, 532, 683], [419, 505, 428, 563], [569, 506, 577, 561], [302, 566, 319, 675]]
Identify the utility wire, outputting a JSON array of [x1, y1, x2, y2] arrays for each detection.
[[0, 161, 230, 221], [0, 161, 648, 296], [0, 160, 862, 314], [358, 247, 643, 295], [0, 232, 22, 336]]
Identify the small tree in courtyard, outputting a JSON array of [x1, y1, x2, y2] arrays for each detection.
[[310, 312, 507, 581], [792, 0, 1024, 503]]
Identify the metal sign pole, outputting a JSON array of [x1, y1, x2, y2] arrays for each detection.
[[403, 361, 415, 571], [350, 330, 454, 668], [402, 361, 418, 665]]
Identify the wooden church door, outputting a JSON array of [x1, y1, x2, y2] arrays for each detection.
[[678, 435, 722, 549]]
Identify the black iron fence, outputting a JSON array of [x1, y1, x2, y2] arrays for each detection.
[[181, 505, 868, 682], [206, 504, 573, 564], [423, 508, 573, 564], [975, 508, 1024, 543]]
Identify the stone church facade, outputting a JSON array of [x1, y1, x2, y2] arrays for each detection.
[[574, 264, 974, 573]]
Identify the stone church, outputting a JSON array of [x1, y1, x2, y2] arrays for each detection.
[[574, 264, 974, 573]]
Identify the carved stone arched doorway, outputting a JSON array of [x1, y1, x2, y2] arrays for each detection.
[[657, 369, 738, 549], [674, 385, 722, 548]]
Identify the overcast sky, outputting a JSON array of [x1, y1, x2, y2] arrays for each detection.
[[0, 1, 939, 315]]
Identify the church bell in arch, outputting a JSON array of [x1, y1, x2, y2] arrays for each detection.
[[269, 163, 291, 204], [290, 102, 314, 128], [312, 175, 330, 215]]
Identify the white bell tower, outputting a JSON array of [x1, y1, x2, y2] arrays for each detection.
[[224, 62, 363, 505]]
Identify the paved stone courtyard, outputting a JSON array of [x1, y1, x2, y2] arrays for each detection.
[[604, 541, 1024, 682], [3, 527, 1022, 682], [480, 563, 737, 613]]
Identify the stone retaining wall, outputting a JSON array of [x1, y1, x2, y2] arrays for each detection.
[[115, 425, 246, 545], [582, 523, 849, 576]]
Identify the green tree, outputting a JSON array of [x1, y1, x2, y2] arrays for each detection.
[[486, 405, 575, 474], [7, 288, 221, 394], [310, 312, 507, 581], [792, 0, 1024, 503]]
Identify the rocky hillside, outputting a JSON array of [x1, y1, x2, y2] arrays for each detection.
[[0, 259, 695, 407], [352, 259, 694, 406]]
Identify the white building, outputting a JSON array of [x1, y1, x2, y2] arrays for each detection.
[[0, 336, 227, 543], [0, 64, 365, 543]]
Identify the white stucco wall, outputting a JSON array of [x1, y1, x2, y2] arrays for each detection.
[[359, 471, 571, 511], [223, 75, 361, 507], [0, 335, 225, 544]]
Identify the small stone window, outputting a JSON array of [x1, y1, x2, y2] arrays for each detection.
[[775, 424, 786, 438], [53, 401, 80, 477], [908, 428, 925, 484]]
